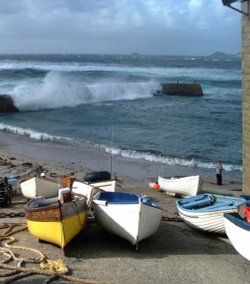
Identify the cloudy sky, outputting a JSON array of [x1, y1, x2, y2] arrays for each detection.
[[0, 0, 241, 56]]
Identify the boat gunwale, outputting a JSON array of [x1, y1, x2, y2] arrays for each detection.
[[25, 205, 62, 222], [93, 192, 163, 210], [177, 204, 241, 215], [177, 206, 240, 219], [158, 175, 200, 183], [25, 198, 87, 222], [25, 201, 60, 212]]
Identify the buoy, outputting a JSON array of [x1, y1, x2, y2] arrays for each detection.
[[153, 182, 160, 191]]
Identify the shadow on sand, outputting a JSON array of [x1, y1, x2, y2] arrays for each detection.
[[64, 221, 236, 259]]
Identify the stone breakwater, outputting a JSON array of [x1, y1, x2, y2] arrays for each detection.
[[155, 83, 203, 97]]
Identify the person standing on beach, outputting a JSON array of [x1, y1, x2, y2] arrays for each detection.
[[216, 160, 223, 185]]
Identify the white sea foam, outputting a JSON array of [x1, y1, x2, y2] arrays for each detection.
[[0, 60, 177, 76], [0, 122, 242, 172], [103, 146, 242, 172], [0, 59, 241, 81], [0, 123, 73, 144], [10, 71, 159, 111]]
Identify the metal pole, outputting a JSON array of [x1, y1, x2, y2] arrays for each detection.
[[109, 126, 114, 176]]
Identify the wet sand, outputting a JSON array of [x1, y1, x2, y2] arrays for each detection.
[[0, 132, 249, 283]]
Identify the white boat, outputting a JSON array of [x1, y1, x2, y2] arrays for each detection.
[[176, 194, 246, 234], [72, 171, 119, 206], [20, 172, 118, 203], [83, 171, 118, 192], [89, 179, 117, 192], [224, 207, 250, 261], [72, 179, 118, 205], [158, 175, 202, 197], [72, 181, 99, 206], [92, 191, 164, 248], [20, 177, 61, 199]]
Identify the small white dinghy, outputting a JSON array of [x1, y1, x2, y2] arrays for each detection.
[[20, 171, 117, 202], [224, 202, 250, 261], [92, 191, 164, 248], [158, 175, 202, 197], [20, 176, 61, 199], [72, 171, 119, 205], [72, 181, 99, 206]]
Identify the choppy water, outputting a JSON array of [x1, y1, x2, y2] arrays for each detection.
[[0, 54, 242, 179]]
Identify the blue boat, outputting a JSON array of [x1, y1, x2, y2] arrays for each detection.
[[176, 194, 246, 234]]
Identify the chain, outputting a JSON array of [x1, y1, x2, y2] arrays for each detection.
[[0, 211, 183, 222], [162, 216, 183, 222], [0, 211, 25, 218]]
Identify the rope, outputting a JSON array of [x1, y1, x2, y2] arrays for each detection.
[[0, 263, 104, 284], [0, 223, 46, 271], [0, 222, 106, 283], [0, 264, 106, 284]]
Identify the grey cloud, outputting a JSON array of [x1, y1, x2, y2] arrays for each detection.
[[0, 0, 241, 55]]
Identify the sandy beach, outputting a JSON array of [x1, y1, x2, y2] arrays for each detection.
[[0, 132, 249, 284]]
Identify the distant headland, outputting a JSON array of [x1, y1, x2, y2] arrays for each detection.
[[209, 51, 241, 58]]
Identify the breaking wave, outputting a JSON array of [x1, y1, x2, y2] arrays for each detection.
[[0, 123, 242, 172], [0, 123, 73, 144], [102, 146, 242, 172], [10, 71, 159, 111]]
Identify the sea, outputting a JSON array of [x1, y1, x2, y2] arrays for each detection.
[[0, 54, 242, 181]]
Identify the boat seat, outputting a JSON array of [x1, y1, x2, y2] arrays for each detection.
[[208, 201, 234, 210], [182, 198, 214, 209], [30, 196, 59, 208]]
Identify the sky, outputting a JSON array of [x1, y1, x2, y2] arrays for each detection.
[[0, 0, 242, 56]]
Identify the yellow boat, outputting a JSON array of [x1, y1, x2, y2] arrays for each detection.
[[25, 189, 87, 249]]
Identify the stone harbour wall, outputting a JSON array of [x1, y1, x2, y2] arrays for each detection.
[[242, 2, 250, 194], [158, 83, 203, 97]]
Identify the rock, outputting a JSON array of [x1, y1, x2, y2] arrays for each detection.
[[0, 95, 19, 112], [156, 83, 203, 97]]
